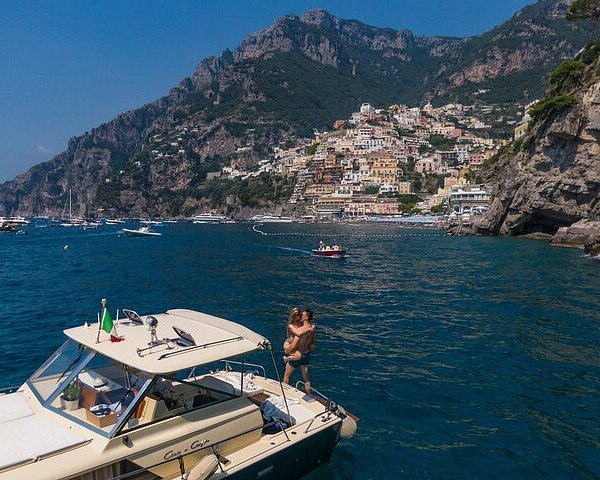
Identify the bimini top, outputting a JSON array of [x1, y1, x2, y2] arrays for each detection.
[[64, 309, 268, 375]]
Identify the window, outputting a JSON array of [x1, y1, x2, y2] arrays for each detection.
[[28, 339, 91, 404], [48, 351, 151, 436], [124, 368, 237, 431]]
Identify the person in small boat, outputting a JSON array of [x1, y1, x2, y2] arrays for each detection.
[[319, 240, 325, 251], [283, 309, 317, 393]]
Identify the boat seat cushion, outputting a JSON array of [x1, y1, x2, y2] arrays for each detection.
[[198, 372, 263, 397], [0, 392, 33, 424], [260, 396, 315, 426], [0, 413, 86, 471]]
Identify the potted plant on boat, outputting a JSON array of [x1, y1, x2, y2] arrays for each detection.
[[62, 380, 80, 411]]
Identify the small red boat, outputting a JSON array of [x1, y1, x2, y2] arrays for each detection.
[[312, 243, 346, 258]]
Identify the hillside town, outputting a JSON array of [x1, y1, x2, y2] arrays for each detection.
[[219, 101, 510, 219]]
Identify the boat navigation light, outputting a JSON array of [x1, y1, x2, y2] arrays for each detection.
[[145, 315, 160, 345]]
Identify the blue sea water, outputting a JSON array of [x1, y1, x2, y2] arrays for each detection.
[[1, 222, 599, 479]]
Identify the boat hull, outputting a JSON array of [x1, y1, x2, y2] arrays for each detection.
[[312, 250, 346, 258], [217, 421, 340, 480], [122, 228, 161, 237]]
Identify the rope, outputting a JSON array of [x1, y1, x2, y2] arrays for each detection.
[[252, 224, 445, 238]]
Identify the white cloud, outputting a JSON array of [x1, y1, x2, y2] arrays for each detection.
[[36, 145, 53, 154]]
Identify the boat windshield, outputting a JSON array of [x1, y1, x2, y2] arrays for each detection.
[[28, 339, 91, 403], [29, 340, 152, 437]]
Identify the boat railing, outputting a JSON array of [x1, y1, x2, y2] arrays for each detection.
[[222, 359, 267, 378], [0, 386, 19, 395], [109, 418, 286, 480], [294, 381, 331, 403], [294, 381, 338, 434]]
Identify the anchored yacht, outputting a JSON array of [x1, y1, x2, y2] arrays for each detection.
[[0, 308, 355, 479], [249, 215, 293, 223], [191, 213, 228, 223]]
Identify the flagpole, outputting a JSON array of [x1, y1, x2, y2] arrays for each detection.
[[96, 298, 106, 344], [113, 309, 120, 338]]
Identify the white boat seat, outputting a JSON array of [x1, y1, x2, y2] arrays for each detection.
[[198, 372, 263, 397], [260, 396, 315, 426], [0, 409, 87, 470], [0, 392, 33, 424]]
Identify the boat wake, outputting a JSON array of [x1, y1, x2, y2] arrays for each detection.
[[272, 246, 313, 255]]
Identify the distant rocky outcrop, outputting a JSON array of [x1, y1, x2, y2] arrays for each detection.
[[0, 0, 588, 217], [469, 46, 600, 249]]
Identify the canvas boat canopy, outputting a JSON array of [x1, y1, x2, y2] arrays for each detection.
[[64, 309, 268, 374]]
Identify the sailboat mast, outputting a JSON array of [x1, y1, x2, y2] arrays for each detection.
[[69, 189, 72, 220]]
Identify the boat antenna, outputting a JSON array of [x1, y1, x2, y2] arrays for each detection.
[[265, 341, 292, 436]]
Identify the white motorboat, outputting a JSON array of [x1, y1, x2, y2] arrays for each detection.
[[191, 213, 228, 223], [249, 215, 293, 223], [0, 216, 30, 227], [0, 307, 356, 479], [122, 226, 162, 237]]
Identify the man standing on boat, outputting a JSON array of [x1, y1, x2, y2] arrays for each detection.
[[283, 309, 317, 394]]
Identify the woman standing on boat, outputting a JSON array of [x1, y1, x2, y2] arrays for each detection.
[[283, 308, 316, 393]]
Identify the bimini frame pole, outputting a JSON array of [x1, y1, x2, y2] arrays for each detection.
[[264, 341, 292, 441]]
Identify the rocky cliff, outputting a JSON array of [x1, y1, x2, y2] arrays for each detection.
[[471, 46, 600, 250], [0, 0, 588, 217]]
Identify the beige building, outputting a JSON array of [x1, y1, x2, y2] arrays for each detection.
[[370, 153, 400, 183], [345, 198, 400, 216], [397, 181, 412, 194], [304, 184, 335, 198]]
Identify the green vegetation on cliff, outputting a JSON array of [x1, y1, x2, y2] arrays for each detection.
[[198, 173, 295, 209]]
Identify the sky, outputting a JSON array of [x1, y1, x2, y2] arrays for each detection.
[[0, 0, 535, 183]]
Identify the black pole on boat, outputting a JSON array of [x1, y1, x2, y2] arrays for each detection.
[[265, 341, 292, 441]]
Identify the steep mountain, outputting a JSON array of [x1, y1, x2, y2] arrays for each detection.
[[0, 0, 588, 217], [430, 0, 584, 104], [469, 43, 600, 248]]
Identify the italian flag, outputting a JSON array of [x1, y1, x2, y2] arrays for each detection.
[[101, 309, 123, 342]]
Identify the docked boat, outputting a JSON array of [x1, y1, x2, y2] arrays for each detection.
[[53, 190, 85, 227], [312, 242, 346, 258], [0, 216, 30, 227], [191, 213, 228, 223], [122, 226, 162, 237], [249, 215, 293, 223], [0, 307, 355, 479]]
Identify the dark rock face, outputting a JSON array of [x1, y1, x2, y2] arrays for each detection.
[[0, 1, 588, 217], [471, 56, 600, 248], [551, 220, 600, 249], [585, 234, 600, 256]]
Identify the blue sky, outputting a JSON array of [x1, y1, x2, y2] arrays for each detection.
[[0, 0, 534, 182]]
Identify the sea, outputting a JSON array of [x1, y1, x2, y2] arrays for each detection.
[[1, 221, 599, 479]]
